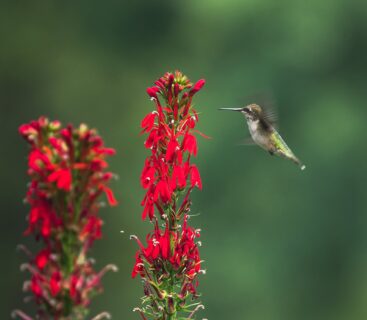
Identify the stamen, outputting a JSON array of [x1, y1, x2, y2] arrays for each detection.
[[188, 304, 205, 319], [91, 312, 112, 320], [16, 245, 33, 258], [11, 310, 33, 320]]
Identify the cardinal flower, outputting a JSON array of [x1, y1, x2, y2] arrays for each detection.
[[133, 71, 206, 320], [15, 117, 118, 320]]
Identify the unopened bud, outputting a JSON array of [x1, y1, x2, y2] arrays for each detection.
[[168, 296, 176, 315]]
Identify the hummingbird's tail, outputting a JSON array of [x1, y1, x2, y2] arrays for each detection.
[[293, 157, 306, 171], [279, 149, 306, 170], [218, 107, 243, 112]]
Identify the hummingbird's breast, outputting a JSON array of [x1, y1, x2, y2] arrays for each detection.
[[247, 119, 272, 150]]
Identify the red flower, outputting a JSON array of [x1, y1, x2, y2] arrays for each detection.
[[141, 112, 158, 133], [170, 165, 186, 190], [141, 160, 156, 189], [189, 79, 206, 95], [29, 207, 41, 224], [144, 128, 159, 149], [132, 253, 144, 279], [48, 168, 72, 191], [102, 185, 118, 206], [50, 271, 62, 296], [69, 274, 79, 300], [142, 197, 154, 220], [80, 216, 103, 241], [28, 149, 52, 172], [40, 215, 51, 238], [31, 276, 43, 297], [182, 133, 198, 156], [166, 138, 181, 162], [146, 86, 160, 99], [154, 180, 172, 203], [160, 227, 170, 260], [19, 124, 37, 138], [35, 249, 50, 270], [190, 165, 202, 190], [94, 147, 116, 156]]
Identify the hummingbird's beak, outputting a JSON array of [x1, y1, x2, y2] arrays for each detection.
[[218, 107, 243, 112]]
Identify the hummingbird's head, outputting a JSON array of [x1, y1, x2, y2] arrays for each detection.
[[242, 104, 262, 121]]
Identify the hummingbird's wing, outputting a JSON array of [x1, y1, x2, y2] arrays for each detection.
[[236, 137, 256, 146], [241, 91, 279, 128], [259, 101, 278, 128]]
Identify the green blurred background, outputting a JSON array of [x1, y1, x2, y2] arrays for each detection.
[[2, 1, 367, 319]]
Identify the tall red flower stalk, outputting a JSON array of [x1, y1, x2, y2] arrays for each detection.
[[13, 117, 118, 320], [132, 71, 206, 320]]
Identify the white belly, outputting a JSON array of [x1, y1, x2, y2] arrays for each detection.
[[248, 120, 268, 149]]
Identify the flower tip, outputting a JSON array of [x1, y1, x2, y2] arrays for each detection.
[[102, 186, 118, 206], [19, 263, 30, 272], [107, 264, 119, 273], [190, 79, 206, 95], [146, 86, 160, 99]]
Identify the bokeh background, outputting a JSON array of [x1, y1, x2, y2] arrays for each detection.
[[2, 1, 367, 319]]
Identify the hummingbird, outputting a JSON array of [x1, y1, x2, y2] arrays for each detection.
[[219, 104, 306, 170]]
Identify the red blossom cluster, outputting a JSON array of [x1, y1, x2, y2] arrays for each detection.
[[132, 216, 201, 296], [14, 117, 118, 320], [133, 71, 206, 320]]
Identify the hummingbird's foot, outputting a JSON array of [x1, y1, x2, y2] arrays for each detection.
[[268, 151, 274, 156]]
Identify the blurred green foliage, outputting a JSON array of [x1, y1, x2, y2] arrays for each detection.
[[1, 1, 367, 319]]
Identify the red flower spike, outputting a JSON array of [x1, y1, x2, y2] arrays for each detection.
[[134, 71, 206, 319], [18, 117, 118, 319]]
